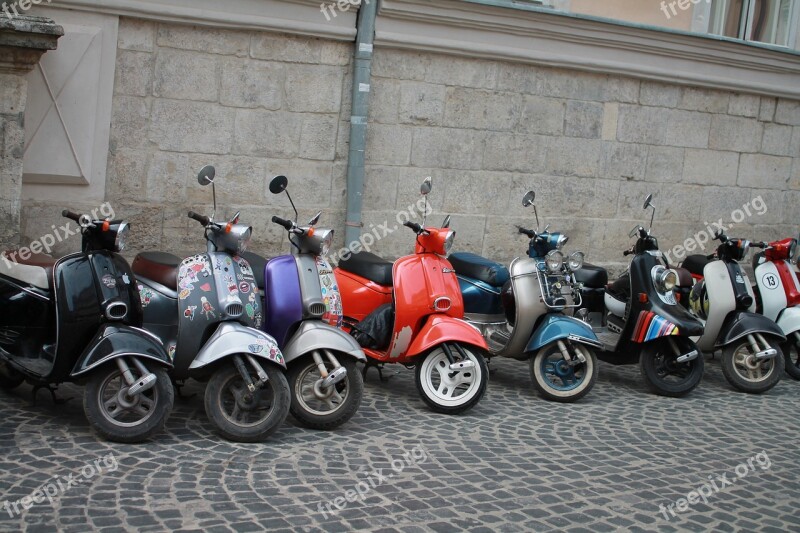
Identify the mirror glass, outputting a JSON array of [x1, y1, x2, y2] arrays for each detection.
[[230, 211, 240, 224], [420, 177, 432, 195], [643, 194, 654, 210], [522, 191, 536, 207], [269, 175, 288, 195], [442, 215, 451, 229], [309, 211, 322, 226], [197, 165, 216, 186]]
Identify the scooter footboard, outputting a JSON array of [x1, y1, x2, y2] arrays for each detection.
[[189, 322, 285, 370], [71, 324, 172, 378], [405, 316, 487, 357], [714, 311, 786, 348], [525, 314, 602, 353], [282, 321, 366, 364]]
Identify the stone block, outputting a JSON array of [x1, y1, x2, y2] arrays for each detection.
[[605, 77, 640, 104], [518, 96, 565, 136], [363, 165, 399, 210], [603, 143, 647, 181], [738, 154, 792, 189], [365, 123, 413, 166], [299, 114, 339, 161], [106, 149, 148, 199], [398, 81, 445, 126], [220, 58, 283, 110], [410, 127, 483, 170], [157, 24, 249, 56], [679, 87, 729, 113], [117, 18, 154, 52], [682, 149, 738, 186], [483, 133, 547, 173], [423, 54, 497, 89], [370, 78, 400, 124], [441, 171, 513, 214], [759, 97, 776, 122], [496, 62, 539, 94], [639, 81, 680, 108], [150, 100, 235, 154], [565, 101, 604, 139], [153, 48, 219, 102], [284, 65, 344, 113], [775, 99, 800, 126], [616, 105, 667, 144], [372, 49, 429, 81], [645, 146, 684, 183], [537, 68, 606, 101], [232, 109, 302, 158], [114, 50, 152, 97], [263, 159, 335, 208], [443, 88, 520, 132], [545, 137, 604, 178], [699, 185, 754, 224], [0, 74, 25, 114], [728, 93, 760, 118], [110, 96, 150, 151], [664, 110, 711, 149], [761, 124, 793, 156], [708, 115, 762, 153]]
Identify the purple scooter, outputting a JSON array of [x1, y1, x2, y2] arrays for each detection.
[[241, 175, 365, 430]]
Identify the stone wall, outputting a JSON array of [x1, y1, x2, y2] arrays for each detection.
[[0, 73, 25, 250]]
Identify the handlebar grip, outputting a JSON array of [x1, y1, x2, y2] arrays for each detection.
[[753, 241, 768, 249], [188, 211, 210, 226], [623, 250, 633, 256], [404, 221, 423, 234], [272, 216, 294, 230], [517, 227, 536, 238], [62, 210, 81, 223]]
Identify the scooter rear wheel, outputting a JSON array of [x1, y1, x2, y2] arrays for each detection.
[[782, 338, 800, 380], [529, 342, 598, 403], [204, 361, 290, 442], [722, 338, 784, 393], [639, 338, 704, 397], [287, 354, 363, 430], [0, 361, 24, 390], [84, 364, 174, 443], [415, 343, 488, 414]]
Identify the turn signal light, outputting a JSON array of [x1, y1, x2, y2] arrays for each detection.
[[638, 293, 648, 303]]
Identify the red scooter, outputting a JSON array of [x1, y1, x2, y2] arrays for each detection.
[[334, 178, 489, 414]]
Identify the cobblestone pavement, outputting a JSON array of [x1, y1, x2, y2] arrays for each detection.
[[0, 356, 798, 532]]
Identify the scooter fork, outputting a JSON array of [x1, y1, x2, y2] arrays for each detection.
[[751, 334, 778, 361], [557, 340, 586, 366], [670, 337, 699, 363], [117, 357, 157, 396], [315, 350, 347, 389]]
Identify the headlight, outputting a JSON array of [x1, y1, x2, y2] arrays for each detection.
[[556, 234, 568, 250], [568, 251, 584, 271], [114, 222, 130, 252], [444, 230, 455, 254], [321, 230, 333, 256], [545, 250, 563, 272], [238, 227, 252, 253], [654, 268, 678, 292]]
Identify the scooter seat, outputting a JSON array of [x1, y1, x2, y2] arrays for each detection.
[[0, 250, 54, 290], [132, 252, 181, 291], [606, 275, 630, 302], [448, 252, 509, 287], [682, 255, 710, 278], [239, 251, 267, 290], [338, 251, 393, 287], [573, 263, 608, 288]]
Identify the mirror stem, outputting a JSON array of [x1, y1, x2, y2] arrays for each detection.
[[286, 190, 299, 221], [211, 183, 217, 219], [533, 205, 540, 231]]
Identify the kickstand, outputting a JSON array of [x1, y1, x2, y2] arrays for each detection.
[[31, 384, 71, 406], [173, 380, 196, 400], [363, 363, 392, 383]]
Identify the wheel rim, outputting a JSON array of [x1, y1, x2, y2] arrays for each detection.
[[294, 357, 349, 417], [97, 369, 158, 428], [789, 340, 800, 371], [651, 343, 699, 385], [217, 372, 277, 428], [539, 347, 589, 392], [731, 343, 776, 383], [419, 347, 481, 407]]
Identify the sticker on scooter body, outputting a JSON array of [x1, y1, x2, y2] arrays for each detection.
[[762, 272, 779, 290], [632, 311, 679, 342]]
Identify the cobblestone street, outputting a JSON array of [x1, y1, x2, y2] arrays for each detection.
[[0, 356, 798, 532]]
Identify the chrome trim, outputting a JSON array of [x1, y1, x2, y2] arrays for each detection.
[[567, 334, 603, 349]]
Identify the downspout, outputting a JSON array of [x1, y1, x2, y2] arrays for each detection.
[[344, 0, 378, 246]]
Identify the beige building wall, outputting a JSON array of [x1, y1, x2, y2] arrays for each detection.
[[570, 0, 696, 31]]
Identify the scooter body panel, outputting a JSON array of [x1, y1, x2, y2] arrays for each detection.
[[281, 320, 365, 364], [335, 269, 393, 323], [263, 255, 303, 348], [458, 276, 503, 315], [71, 324, 171, 378], [137, 279, 179, 362], [404, 315, 486, 357], [714, 311, 786, 348], [698, 261, 756, 351], [776, 306, 800, 336], [0, 276, 55, 379], [188, 322, 285, 369], [504, 257, 548, 356], [525, 314, 602, 353], [755, 260, 800, 321]]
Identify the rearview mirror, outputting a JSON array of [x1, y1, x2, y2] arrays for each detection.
[[269, 175, 288, 195], [643, 194, 654, 210], [522, 191, 535, 207], [442, 215, 451, 229], [420, 177, 432, 196], [197, 165, 216, 186], [309, 211, 322, 226]]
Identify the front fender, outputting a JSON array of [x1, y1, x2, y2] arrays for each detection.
[[71, 324, 172, 378], [189, 322, 286, 369], [405, 316, 488, 357], [283, 321, 366, 364], [525, 314, 602, 353], [715, 311, 786, 348], [777, 307, 800, 336]]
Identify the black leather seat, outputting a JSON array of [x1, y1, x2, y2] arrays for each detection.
[[448, 252, 510, 287], [338, 251, 394, 287], [606, 275, 630, 302], [682, 255, 710, 278], [132, 252, 181, 290], [573, 263, 608, 288], [240, 251, 267, 290]]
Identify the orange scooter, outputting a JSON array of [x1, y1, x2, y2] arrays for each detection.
[[334, 178, 489, 414]]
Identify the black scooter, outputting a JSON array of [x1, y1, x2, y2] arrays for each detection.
[[0, 210, 174, 442], [574, 194, 705, 396]]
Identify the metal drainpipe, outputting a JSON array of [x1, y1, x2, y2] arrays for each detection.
[[344, 0, 378, 247]]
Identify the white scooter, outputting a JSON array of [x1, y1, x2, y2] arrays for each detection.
[[680, 231, 785, 393]]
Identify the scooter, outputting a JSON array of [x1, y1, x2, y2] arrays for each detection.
[[449, 190, 600, 402], [0, 209, 174, 442], [677, 232, 786, 393], [751, 236, 800, 379], [239, 175, 366, 430], [334, 178, 489, 414], [132, 166, 289, 442], [573, 194, 705, 397]]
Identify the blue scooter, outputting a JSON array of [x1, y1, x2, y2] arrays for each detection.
[[449, 191, 601, 402]]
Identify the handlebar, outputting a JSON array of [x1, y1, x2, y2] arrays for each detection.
[[404, 221, 424, 234], [62, 210, 81, 223], [752, 241, 768, 249], [517, 226, 537, 239], [623, 249, 634, 256], [272, 216, 294, 231], [188, 211, 211, 226]]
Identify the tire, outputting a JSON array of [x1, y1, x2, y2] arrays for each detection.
[[529, 342, 598, 403], [0, 361, 24, 390], [415, 343, 488, 414], [782, 336, 800, 380], [287, 353, 363, 430], [204, 360, 290, 443], [640, 338, 704, 397], [721, 338, 784, 394], [84, 364, 174, 443]]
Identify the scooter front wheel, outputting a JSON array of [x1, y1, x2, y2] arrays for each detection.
[[529, 342, 598, 403], [781, 336, 800, 380], [84, 364, 174, 443], [287, 353, 363, 430], [415, 343, 488, 414], [639, 338, 704, 397], [722, 338, 784, 393], [204, 361, 290, 442]]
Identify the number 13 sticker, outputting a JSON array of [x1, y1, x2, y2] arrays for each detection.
[[762, 273, 779, 290]]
